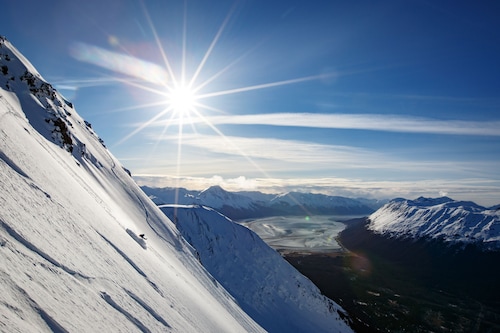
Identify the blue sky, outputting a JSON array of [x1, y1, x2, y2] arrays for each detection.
[[1, 0, 500, 205]]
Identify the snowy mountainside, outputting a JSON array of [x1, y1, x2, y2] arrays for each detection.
[[142, 185, 270, 209], [141, 185, 379, 219], [1, 37, 266, 332], [233, 189, 276, 202], [368, 196, 500, 249], [197, 185, 259, 209], [159, 204, 353, 333]]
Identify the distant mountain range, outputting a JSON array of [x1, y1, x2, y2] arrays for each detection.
[[368, 196, 500, 250], [145, 184, 500, 251], [141, 185, 386, 219]]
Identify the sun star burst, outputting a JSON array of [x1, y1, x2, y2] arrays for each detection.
[[71, 2, 337, 185], [168, 84, 197, 117]]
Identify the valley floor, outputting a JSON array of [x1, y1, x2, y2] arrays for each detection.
[[283, 223, 500, 333]]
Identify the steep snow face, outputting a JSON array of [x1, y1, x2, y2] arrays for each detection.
[[0, 37, 264, 332], [159, 205, 353, 333], [368, 197, 500, 249]]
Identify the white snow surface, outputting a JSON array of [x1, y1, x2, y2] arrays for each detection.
[[159, 204, 352, 333], [369, 197, 500, 248], [0, 37, 267, 333]]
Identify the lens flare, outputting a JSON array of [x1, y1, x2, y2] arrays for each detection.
[[70, 42, 168, 85]]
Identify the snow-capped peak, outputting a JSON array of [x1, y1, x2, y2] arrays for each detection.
[[196, 185, 256, 210], [199, 184, 225, 194], [368, 196, 500, 249]]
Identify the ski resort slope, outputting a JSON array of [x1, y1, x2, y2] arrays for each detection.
[[369, 197, 500, 249], [0, 37, 265, 333]]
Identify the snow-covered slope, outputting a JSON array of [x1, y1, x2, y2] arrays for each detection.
[[1, 36, 266, 332], [159, 204, 352, 333], [368, 197, 500, 249]]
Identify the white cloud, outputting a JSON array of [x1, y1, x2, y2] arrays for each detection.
[[157, 132, 384, 166], [146, 132, 494, 177], [158, 113, 500, 136]]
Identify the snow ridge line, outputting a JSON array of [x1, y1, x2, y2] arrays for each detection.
[[0, 148, 30, 178], [100, 291, 152, 333], [0, 218, 91, 280], [16, 283, 69, 333], [123, 288, 172, 329], [0, 144, 52, 200], [35, 304, 70, 333]]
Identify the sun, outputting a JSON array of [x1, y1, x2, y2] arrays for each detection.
[[83, 3, 333, 149], [168, 84, 197, 117]]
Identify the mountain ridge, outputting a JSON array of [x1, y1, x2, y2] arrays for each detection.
[[368, 196, 500, 250], [142, 185, 384, 219], [159, 204, 352, 332]]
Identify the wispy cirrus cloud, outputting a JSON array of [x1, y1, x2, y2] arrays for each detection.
[[158, 132, 383, 166], [70, 42, 169, 85], [162, 113, 500, 136], [149, 133, 495, 177]]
